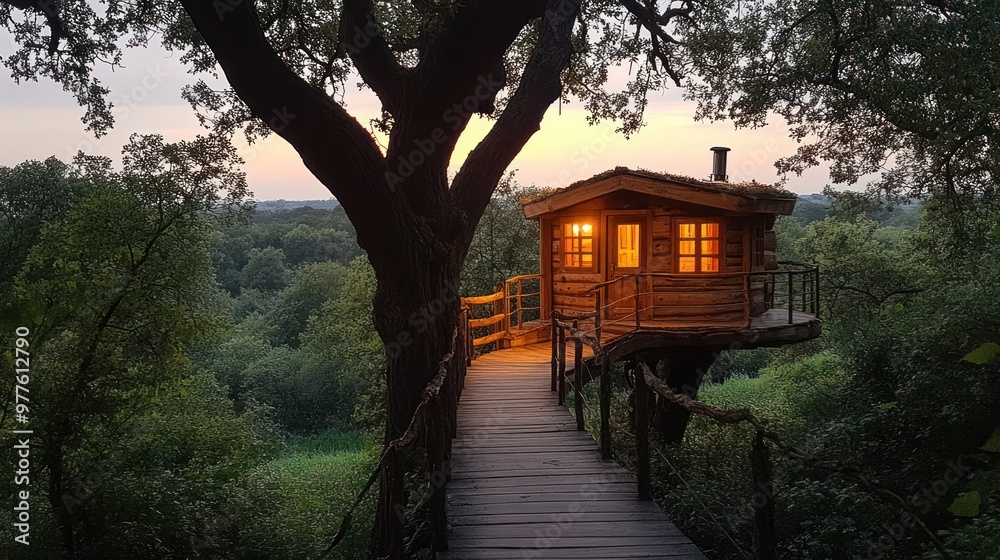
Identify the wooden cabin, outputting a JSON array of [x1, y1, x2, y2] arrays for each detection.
[[521, 166, 803, 332], [462, 157, 821, 441]]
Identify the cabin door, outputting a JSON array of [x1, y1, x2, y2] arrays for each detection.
[[605, 214, 650, 321]]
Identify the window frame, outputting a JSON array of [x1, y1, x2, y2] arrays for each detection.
[[560, 217, 598, 271], [674, 218, 726, 274]]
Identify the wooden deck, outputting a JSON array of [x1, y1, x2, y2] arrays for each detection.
[[442, 344, 707, 560]]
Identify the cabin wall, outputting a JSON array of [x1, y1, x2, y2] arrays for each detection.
[[543, 196, 771, 327]]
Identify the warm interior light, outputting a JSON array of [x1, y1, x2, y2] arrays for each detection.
[[581, 223, 592, 234], [572, 224, 580, 235]]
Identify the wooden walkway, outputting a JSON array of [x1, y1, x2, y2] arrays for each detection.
[[442, 344, 707, 560]]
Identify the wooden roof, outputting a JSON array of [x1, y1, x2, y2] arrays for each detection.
[[521, 168, 797, 218]]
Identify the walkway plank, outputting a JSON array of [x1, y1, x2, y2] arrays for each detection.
[[442, 343, 707, 560]]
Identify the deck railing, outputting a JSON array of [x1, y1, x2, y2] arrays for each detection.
[[562, 264, 820, 340], [461, 274, 542, 357], [504, 273, 542, 331]]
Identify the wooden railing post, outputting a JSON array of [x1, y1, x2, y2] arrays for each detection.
[[558, 325, 567, 405], [550, 318, 558, 392], [633, 275, 642, 331], [787, 271, 794, 324], [599, 355, 611, 460], [465, 309, 472, 366], [814, 267, 821, 318], [517, 278, 524, 330], [496, 281, 509, 339], [426, 401, 448, 553], [573, 319, 584, 431], [635, 365, 651, 500], [801, 272, 807, 313]]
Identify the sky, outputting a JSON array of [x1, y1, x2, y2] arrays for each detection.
[[0, 39, 836, 200]]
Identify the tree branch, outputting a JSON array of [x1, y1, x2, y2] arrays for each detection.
[[451, 0, 581, 239], [339, 0, 411, 116], [177, 0, 418, 272]]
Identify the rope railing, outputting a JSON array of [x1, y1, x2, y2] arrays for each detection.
[[546, 315, 947, 560], [318, 325, 464, 560]]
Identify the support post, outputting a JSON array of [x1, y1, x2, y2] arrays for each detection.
[[635, 367, 651, 500], [495, 281, 509, 343], [594, 290, 603, 343], [751, 430, 777, 560], [634, 275, 642, 331], [558, 325, 566, 405], [573, 319, 584, 431], [599, 355, 611, 460]]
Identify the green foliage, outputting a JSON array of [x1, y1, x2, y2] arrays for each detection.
[[240, 246, 289, 292], [798, 217, 927, 319], [0, 157, 81, 295], [300, 256, 385, 431], [963, 343, 1000, 365], [682, 0, 1000, 221], [460, 177, 541, 297], [266, 261, 348, 347]]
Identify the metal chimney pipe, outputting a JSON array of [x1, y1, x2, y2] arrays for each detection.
[[710, 147, 731, 182]]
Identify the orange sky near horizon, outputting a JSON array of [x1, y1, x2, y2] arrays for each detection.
[[0, 43, 838, 200]]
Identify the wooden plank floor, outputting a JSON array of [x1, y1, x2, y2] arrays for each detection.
[[442, 344, 707, 560]]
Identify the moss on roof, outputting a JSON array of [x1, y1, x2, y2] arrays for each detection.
[[520, 166, 795, 208]]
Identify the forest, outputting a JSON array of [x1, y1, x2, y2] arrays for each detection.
[[1, 139, 998, 558], [1, 0, 999, 558]]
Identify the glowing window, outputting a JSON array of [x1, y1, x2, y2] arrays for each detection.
[[563, 222, 594, 268], [677, 220, 721, 273], [616, 223, 641, 268]]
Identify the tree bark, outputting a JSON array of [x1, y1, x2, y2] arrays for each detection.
[[655, 350, 718, 442]]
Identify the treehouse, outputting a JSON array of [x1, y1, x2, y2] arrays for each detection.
[[462, 149, 823, 439], [507, 149, 822, 351]]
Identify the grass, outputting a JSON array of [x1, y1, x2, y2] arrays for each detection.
[[240, 430, 379, 560]]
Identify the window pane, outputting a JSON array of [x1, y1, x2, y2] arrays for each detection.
[[679, 257, 696, 273], [617, 224, 640, 268], [582, 254, 592, 266], [701, 240, 719, 255], [701, 257, 719, 272], [679, 223, 696, 238], [679, 240, 696, 255], [701, 222, 719, 237], [581, 238, 592, 251]]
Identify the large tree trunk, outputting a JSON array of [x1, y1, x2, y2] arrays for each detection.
[[368, 219, 467, 557]]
